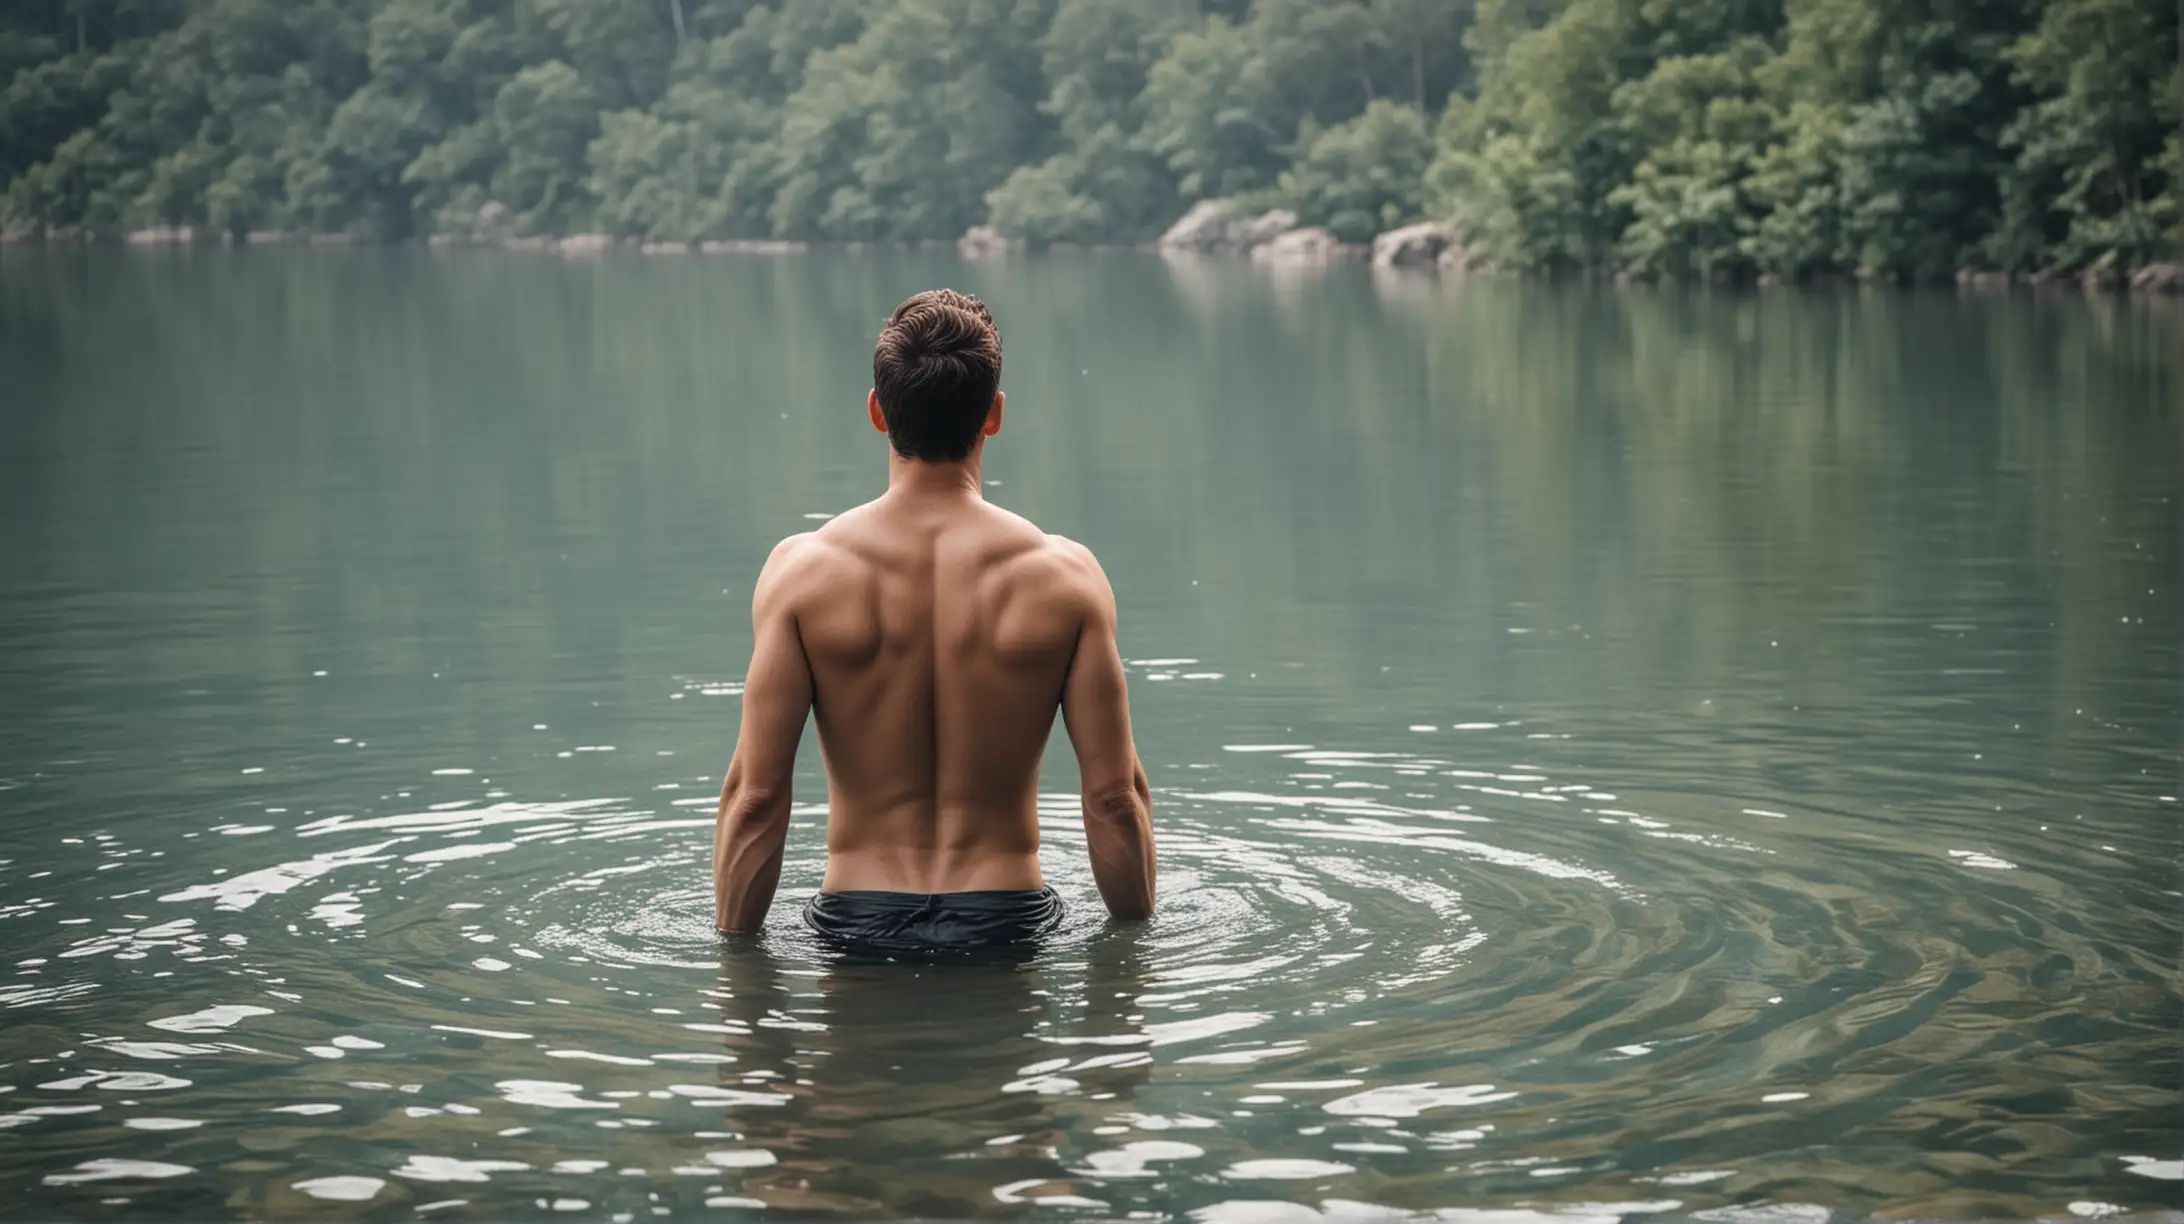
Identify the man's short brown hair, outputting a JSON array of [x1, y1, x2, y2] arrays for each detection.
[[873, 289, 1003, 462]]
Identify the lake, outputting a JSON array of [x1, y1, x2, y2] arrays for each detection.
[[0, 249, 2177, 1220]]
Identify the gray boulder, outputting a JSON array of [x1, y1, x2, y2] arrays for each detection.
[[2079, 251, 2124, 291], [1371, 222, 1455, 269], [558, 233, 615, 255], [2129, 262, 2181, 294], [1228, 209, 1297, 250], [1159, 203, 1323, 254], [1251, 227, 1342, 264], [1158, 200, 1232, 251], [697, 239, 807, 254], [1436, 243, 1482, 275], [958, 225, 1019, 259], [474, 201, 513, 245]]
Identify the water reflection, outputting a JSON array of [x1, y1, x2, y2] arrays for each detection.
[[714, 932, 1155, 1213]]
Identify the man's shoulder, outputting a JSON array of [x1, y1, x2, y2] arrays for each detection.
[[1037, 532, 1104, 578], [774, 501, 891, 560], [754, 530, 861, 610], [761, 529, 828, 573], [1004, 530, 1111, 613], [960, 503, 1095, 572]]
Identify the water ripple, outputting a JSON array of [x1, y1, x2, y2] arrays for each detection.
[[0, 718, 2175, 1218]]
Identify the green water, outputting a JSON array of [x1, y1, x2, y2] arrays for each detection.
[[0, 249, 2177, 1221]]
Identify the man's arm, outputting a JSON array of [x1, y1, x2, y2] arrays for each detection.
[[1057, 544, 1155, 921], [714, 537, 816, 934]]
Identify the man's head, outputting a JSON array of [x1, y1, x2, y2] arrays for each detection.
[[870, 289, 1004, 462]]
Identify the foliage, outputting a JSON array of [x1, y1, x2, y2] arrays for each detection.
[[0, 0, 2173, 279], [1995, 0, 2180, 270], [982, 0, 1195, 244], [1277, 99, 1435, 241], [1429, 0, 2177, 279]]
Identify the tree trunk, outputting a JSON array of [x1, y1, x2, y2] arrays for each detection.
[[668, 0, 686, 43]]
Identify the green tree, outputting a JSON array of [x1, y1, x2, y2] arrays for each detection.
[[984, 0, 1192, 244], [1277, 99, 1435, 241], [1140, 17, 1276, 201], [1, 49, 142, 224], [1426, 0, 1639, 269], [1608, 40, 1774, 279], [1995, 0, 2179, 271], [0, 0, 2172, 279], [1142, 0, 1471, 207], [1751, 0, 2040, 281], [769, 0, 1051, 240], [487, 60, 600, 232]]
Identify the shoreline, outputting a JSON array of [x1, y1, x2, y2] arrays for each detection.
[[3, 225, 2176, 296]]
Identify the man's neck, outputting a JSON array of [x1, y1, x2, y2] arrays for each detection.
[[885, 449, 984, 500]]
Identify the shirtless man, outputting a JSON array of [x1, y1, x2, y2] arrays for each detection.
[[712, 289, 1156, 950]]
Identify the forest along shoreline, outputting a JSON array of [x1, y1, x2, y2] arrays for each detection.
[[3, 3, 2173, 294], [6, 203, 2177, 297]]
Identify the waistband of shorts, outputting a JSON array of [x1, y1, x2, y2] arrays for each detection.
[[816, 887, 1056, 903]]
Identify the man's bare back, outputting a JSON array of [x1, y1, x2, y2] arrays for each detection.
[[713, 290, 1155, 944], [759, 486, 1134, 897]]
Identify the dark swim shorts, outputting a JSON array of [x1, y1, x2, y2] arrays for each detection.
[[802, 887, 1064, 954]]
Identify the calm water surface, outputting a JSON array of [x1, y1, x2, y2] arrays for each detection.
[[0, 251, 2177, 1221]]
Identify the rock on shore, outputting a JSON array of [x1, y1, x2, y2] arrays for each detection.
[[1158, 201, 1300, 255], [1158, 204, 1456, 270], [958, 225, 1018, 258], [1227, 208, 1296, 250], [125, 226, 201, 245], [2130, 262, 2181, 294], [1370, 222, 1455, 269], [697, 239, 806, 254], [1251, 227, 1347, 265], [475, 201, 513, 246], [1436, 243, 1486, 274], [1157, 201, 1230, 250]]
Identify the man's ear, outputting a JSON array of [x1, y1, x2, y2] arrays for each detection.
[[983, 390, 1005, 438], [868, 388, 888, 435]]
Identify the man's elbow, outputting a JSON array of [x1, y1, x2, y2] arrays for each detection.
[[1084, 760, 1148, 809], [1084, 782, 1157, 921], [715, 783, 792, 863], [1084, 783, 1148, 828], [721, 781, 789, 824]]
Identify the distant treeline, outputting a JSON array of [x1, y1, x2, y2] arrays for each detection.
[[3, 0, 2176, 280]]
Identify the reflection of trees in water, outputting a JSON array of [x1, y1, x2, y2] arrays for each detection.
[[1403, 285, 2179, 745], [1, 253, 2173, 784], [709, 930, 1154, 1216]]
